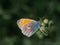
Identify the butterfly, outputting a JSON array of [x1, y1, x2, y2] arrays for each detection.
[[17, 18, 41, 37]]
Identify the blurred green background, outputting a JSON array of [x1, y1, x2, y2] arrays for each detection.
[[0, 0, 60, 45]]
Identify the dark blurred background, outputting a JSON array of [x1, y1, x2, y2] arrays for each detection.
[[0, 0, 60, 45]]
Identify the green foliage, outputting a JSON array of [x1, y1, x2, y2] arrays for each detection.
[[36, 18, 54, 39], [0, 0, 60, 45]]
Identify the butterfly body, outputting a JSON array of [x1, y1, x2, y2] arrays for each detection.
[[17, 18, 41, 37]]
